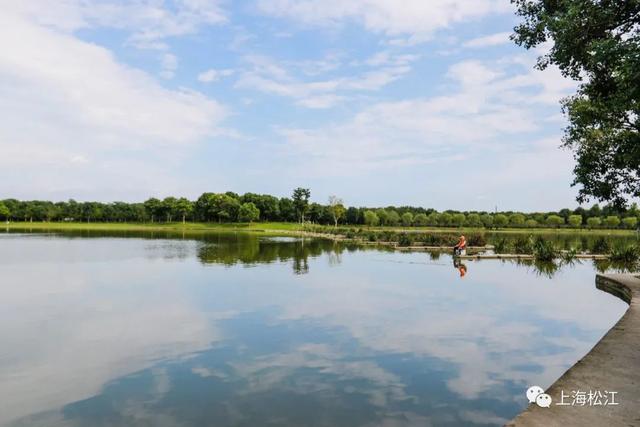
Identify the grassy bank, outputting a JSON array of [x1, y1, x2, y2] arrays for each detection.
[[1, 221, 305, 234], [2, 221, 637, 235]]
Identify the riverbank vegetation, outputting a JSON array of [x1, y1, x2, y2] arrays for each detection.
[[2, 188, 640, 231]]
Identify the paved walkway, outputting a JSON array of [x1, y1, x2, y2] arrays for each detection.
[[506, 273, 640, 426]]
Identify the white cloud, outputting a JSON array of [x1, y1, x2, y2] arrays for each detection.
[[273, 56, 574, 175], [9, 0, 228, 50], [0, 6, 230, 199], [235, 53, 418, 109], [463, 31, 512, 48], [257, 0, 511, 43], [198, 68, 235, 83], [160, 53, 178, 79]]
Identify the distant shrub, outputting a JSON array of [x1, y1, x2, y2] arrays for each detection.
[[414, 213, 428, 226], [568, 215, 583, 228], [451, 213, 466, 227], [481, 214, 494, 228], [466, 213, 482, 227], [364, 210, 379, 226], [401, 212, 414, 227], [604, 215, 621, 229], [546, 215, 564, 228], [509, 214, 526, 227], [622, 217, 638, 229], [525, 219, 538, 228], [587, 217, 601, 229], [493, 214, 508, 228], [387, 210, 400, 226]]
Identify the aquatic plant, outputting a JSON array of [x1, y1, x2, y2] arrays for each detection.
[[513, 236, 534, 254], [610, 245, 640, 263], [398, 233, 414, 247], [493, 237, 510, 254], [533, 237, 557, 261], [560, 247, 578, 264], [591, 237, 611, 254], [467, 233, 487, 247]]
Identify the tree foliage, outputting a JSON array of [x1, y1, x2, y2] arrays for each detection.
[[512, 0, 640, 206]]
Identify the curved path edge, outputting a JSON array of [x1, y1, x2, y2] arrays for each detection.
[[506, 273, 640, 427]]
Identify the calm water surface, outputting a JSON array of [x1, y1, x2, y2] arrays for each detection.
[[0, 231, 629, 427]]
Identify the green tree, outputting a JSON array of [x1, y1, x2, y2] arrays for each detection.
[[546, 215, 565, 228], [512, 0, 640, 206], [509, 213, 526, 227], [0, 202, 10, 221], [622, 216, 638, 229], [238, 202, 260, 222], [451, 213, 466, 227], [604, 215, 621, 229], [278, 198, 297, 222], [194, 193, 216, 222], [493, 214, 508, 228], [525, 219, 538, 228], [175, 198, 193, 224], [162, 197, 178, 222], [214, 194, 241, 222], [438, 212, 453, 227], [144, 198, 162, 223], [587, 217, 602, 229], [414, 213, 428, 226], [466, 213, 482, 227], [568, 214, 583, 228], [363, 210, 379, 226], [292, 188, 311, 223], [401, 212, 414, 227], [327, 196, 346, 228], [426, 212, 439, 226], [480, 214, 494, 228], [386, 210, 400, 226], [377, 209, 389, 226]]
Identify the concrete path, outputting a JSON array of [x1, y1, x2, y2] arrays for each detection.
[[506, 273, 640, 427]]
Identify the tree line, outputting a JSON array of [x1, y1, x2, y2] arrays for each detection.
[[1, 188, 639, 230]]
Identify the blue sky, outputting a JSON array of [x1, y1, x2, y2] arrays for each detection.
[[1, 1, 580, 211]]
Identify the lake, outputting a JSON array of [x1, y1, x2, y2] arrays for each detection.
[[0, 231, 629, 426]]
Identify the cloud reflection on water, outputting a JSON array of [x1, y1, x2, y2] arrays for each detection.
[[0, 233, 629, 426]]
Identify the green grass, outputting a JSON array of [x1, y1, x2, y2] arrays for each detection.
[[0, 222, 636, 236], [2, 221, 305, 233], [3, 221, 636, 236]]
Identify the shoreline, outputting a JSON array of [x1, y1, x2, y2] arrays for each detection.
[[2, 222, 634, 261], [2, 221, 637, 236], [506, 273, 640, 426]]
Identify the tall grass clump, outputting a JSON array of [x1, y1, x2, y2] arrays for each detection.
[[610, 245, 640, 263], [513, 236, 534, 254], [398, 233, 414, 247], [493, 237, 510, 254], [591, 237, 611, 254], [533, 236, 557, 261]]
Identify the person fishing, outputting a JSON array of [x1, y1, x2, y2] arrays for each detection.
[[453, 234, 467, 256]]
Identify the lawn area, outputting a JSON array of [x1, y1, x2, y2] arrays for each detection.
[[2, 221, 304, 233], [2, 221, 636, 236]]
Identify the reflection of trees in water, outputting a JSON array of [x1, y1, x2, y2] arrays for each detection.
[[593, 259, 640, 274], [197, 235, 347, 274], [486, 232, 639, 254], [510, 259, 562, 278]]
